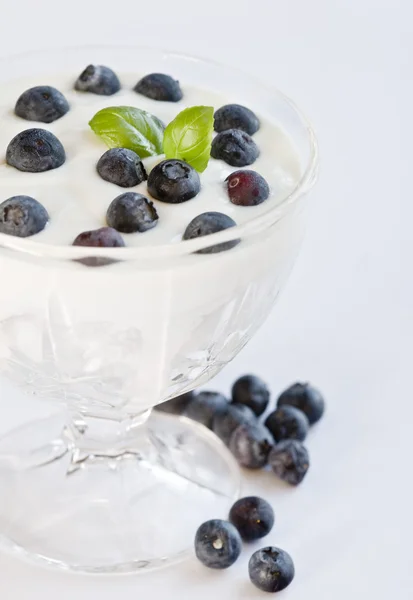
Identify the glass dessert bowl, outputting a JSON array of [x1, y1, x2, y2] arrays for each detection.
[[0, 46, 318, 573]]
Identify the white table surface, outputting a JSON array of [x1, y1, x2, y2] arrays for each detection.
[[0, 0, 411, 598]]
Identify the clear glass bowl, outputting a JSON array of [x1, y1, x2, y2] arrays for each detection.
[[0, 46, 318, 573]]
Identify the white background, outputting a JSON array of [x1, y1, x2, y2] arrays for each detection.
[[0, 0, 411, 598]]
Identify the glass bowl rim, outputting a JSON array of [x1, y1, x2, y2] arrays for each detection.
[[0, 44, 319, 261]]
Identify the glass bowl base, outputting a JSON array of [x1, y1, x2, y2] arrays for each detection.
[[0, 411, 240, 573]]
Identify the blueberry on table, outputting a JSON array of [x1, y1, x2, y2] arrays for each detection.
[[6, 128, 65, 173], [229, 422, 273, 469], [0, 196, 48, 237], [226, 170, 270, 206], [106, 192, 158, 234], [211, 129, 259, 167], [147, 159, 200, 203], [184, 391, 228, 429], [268, 439, 309, 485], [75, 65, 120, 95], [72, 227, 125, 248], [97, 148, 147, 188], [231, 374, 270, 416], [229, 496, 274, 542], [214, 104, 260, 135], [195, 519, 242, 569], [134, 73, 183, 102], [265, 406, 309, 443], [212, 403, 256, 446], [15, 86, 69, 123], [249, 546, 295, 593], [183, 212, 239, 254], [277, 382, 325, 424], [154, 391, 196, 415]]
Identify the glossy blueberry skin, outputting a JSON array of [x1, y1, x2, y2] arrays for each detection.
[[15, 86, 69, 123], [212, 403, 256, 446], [75, 65, 120, 95], [6, 128, 65, 173], [195, 519, 242, 569], [229, 422, 273, 469], [277, 382, 325, 424], [147, 159, 200, 204], [229, 496, 274, 542], [97, 148, 147, 188], [249, 547, 295, 593], [73, 227, 125, 248], [214, 104, 260, 135], [0, 196, 48, 238], [231, 374, 270, 416], [154, 391, 196, 415], [265, 406, 309, 443], [184, 391, 228, 429], [268, 440, 310, 485], [211, 129, 259, 167], [183, 211, 239, 254], [226, 170, 270, 206], [134, 73, 183, 102], [106, 192, 158, 234]]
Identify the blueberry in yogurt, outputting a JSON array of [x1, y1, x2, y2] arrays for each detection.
[[75, 65, 120, 95], [134, 73, 183, 102], [226, 170, 270, 206], [6, 128, 65, 173], [211, 129, 259, 167], [183, 212, 239, 254], [106, 192, 158, 233], [0, 196, 49, 237], [214, 104, 260, 135], [15, 86, 69, 123], [97, 148, 147, 188], [73, 227, 125, 248], [147, 159, 200, 203]]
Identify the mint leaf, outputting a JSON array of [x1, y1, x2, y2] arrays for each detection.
[[89, 106, 165, 158], [163, 106, 214, 172]]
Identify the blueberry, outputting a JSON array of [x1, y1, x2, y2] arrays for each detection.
[[229, 496, 274, 542], [106, 192, 158, 234], [183, 212, 239, 254], [268, 439, 310, 485], [73, 227, 125, 248], [249, 547, 295, 593], [195, 519, 242, 569], [229, 422, 273, 469], [147, 159, 200, 204], [15, 86, 69, 124], [134, 73, 183, 102], [75, 65, 120, 95], [226, 170, 270, 206], [97, 148, 147, 188], [212, 403, 256, 446], [214, 104, 260, 135], [0, 196, 48, 238], [184, 391, 228, 429], [154, 391, 196, 415], [231, 374, 270, 416], [265, 406, 309, 443], [211, 129, 259, 167], [277, 382, 325, 425], [6, 128, 65, 173]]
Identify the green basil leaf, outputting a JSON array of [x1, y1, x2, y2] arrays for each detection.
[[89, 106, 165, 158], [163, 106, 214, 172]]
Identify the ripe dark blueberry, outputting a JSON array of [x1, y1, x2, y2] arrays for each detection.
[[184, 391, 228, 429], [183, 212, 239, 254], [73, 227, 125, 248], [231, 374, 270, 416], [229, 422, 273, 469], [147, 159, 200, 203], [154, 391, 196, 415], [97, 148, 147, 188], [229, 496, 274, 542], [15, 86, 69, 123], [0, 196, 48, 238], [6, 129, 65, 173], [106, 192, 158, 234], [134, 73, 183, 102], [249, 547, 295, 593], [75, 65, 120, 95], [214, 104, 260, 135], [277, 382, 325, 425], [265, 406, 309, 443], [268, 439, 310, 485], [226, 170, 270, 206], [212, 403, 256, 446], [211, 129, 259, 167], [195, 519, 242, 569]]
